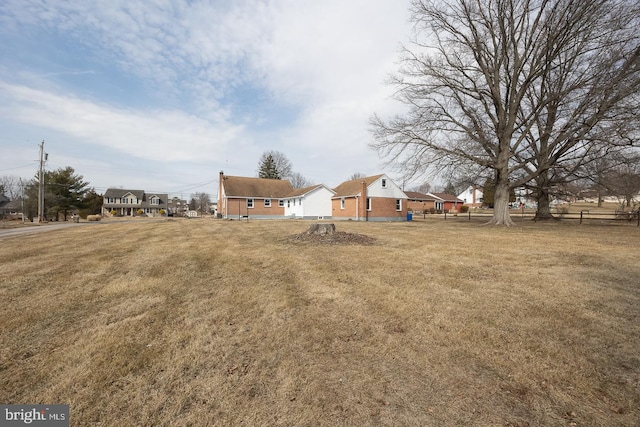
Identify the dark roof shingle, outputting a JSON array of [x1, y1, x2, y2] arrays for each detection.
[[332, 174, 384, 198], [222, 176, 293, 198]]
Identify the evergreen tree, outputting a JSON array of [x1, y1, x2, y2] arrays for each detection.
[[79, 189, 104, 217], [258, 154, 281, 179]]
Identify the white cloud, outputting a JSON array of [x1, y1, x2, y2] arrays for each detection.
[[0, 0, 413, 191], [0, 82, 243, 163]]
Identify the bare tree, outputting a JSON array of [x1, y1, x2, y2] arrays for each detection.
[[371, 0, 640, 226], [257, 151, 293, 180], [349, 172, 366, 181], [289, 172, 311, 189], [602, 149, 640, 208], [190, 192, 212, 214], [0, 175, 22, 200], [410, 181, 431, 194]]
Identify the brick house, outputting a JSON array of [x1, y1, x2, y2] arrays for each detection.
[[102, 189, 168, 217], [430, 192, 465, 212], [405, 191, 441, 213], [331, 174, 408, 221], [218, 171, 293, 219]]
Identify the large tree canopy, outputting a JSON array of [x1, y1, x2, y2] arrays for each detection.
[[257, 150, 293, 180], [24, 166, 90, 220], [371, 0, 640, 226]]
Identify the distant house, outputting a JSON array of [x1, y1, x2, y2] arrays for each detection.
[[457, 186, 483, 208], [331, 174, 408, 221], [167, 197, 189, 217], [0, 194, 21, 219], [217, 171, 293, 219], [282, 184, 335, 219], [405, 191, 441, 213], [102, 189, 168, 217], [429, 193, 465, 213]]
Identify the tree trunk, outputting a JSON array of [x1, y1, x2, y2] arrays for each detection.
[[534, 192, 555, 220], [486, 155, 515, 226], [533, 170, 556, 221], [487, 181, 514, 226], [306, 223, 336, 235]]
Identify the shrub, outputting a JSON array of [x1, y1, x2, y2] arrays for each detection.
[[87, 214, 102, 221], [159, 209, 166, 215], [460, 205, 469, 213], [137, 209, 144, 215]]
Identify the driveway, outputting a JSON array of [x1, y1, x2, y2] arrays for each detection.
[[0, 222, 95, 238]]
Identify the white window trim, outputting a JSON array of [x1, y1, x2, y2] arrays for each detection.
[[340, 198, 345, 210], [367, 198, 371, 211], [381, 179, 387, 188], [278, 199, 284, 207], [396, 199, 402, 211], [264, 199, 271, 207], [247, 198, 254, 208]]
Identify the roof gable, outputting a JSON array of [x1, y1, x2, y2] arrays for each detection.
[[104, 188, 145, 199], [405, 191, 439, 201], [285, 184, 336, 198], [429, 192, 464, 203], [332, 174, 384, 197]]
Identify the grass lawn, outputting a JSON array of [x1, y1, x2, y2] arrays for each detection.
[[1, 218, 639, 426]]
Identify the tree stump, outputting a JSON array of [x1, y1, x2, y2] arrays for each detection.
[[306, 223, 336, 236]]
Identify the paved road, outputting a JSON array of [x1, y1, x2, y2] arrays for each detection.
[[0, 217, 173, 239], [0, 222, 96, 238]]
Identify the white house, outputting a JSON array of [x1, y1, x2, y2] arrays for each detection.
[[457, 186, 483, 207], [283, 184, 335, 219]]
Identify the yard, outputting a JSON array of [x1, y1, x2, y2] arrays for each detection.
[[0, 218, 638, 426]]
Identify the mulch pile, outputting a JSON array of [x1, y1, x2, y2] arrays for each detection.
[[289, 230, 376, 245]]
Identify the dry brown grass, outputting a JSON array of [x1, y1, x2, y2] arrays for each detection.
[[1, 218, 639, 426]]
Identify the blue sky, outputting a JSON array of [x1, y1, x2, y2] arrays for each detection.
[[0, 0, 411, 197]]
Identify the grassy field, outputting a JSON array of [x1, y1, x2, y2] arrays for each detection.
[[1, 218, 639, 426]]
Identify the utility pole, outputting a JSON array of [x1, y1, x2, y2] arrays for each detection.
[[19, 178, 25, 224], [37, 140, 47, 222]]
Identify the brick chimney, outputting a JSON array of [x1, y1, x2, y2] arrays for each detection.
[[360, 180, 367, 221]]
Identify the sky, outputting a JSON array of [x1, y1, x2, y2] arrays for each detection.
[[0, 0, 414, 198]]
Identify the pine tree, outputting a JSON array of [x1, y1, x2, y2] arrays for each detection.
[[258, 154, 280, 179]]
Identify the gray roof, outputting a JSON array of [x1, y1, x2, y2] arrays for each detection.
[[104, 189, 146, 199]]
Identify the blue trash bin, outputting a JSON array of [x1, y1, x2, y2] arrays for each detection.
[[407, 212, 413, 221]]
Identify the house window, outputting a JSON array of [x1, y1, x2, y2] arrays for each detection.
[[247, 199, 254, 208], [278, 200, 284, 207], [150, 197, 158, 205], [382, 179, 387, 188], [264, 199, 271, 207], [396, 199, 402, 211], [366, 198, 371, 211], [435, 201, 443, 210], [287, 200, 290, 208], [340, 198, 345, 209], [293, 199, 296, 206]]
